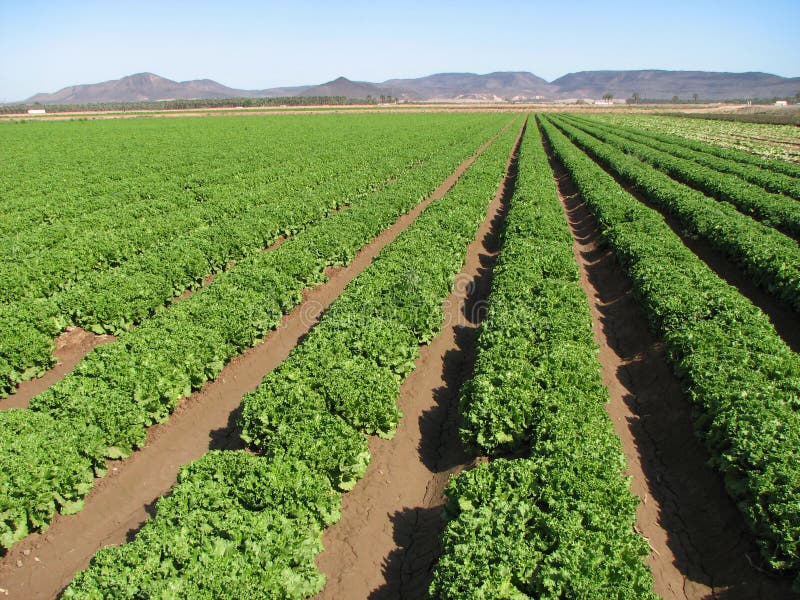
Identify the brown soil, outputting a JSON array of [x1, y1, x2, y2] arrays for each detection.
[[0, 122, 513, 600], [545, 136, 796, 599], [314, 120, 523, 600], [0, 327, 115, 411]]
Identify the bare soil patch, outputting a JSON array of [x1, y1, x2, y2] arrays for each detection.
[[314, 121, 523, 600], [545, 135, 796, 599], [0, 125, 509, 600]]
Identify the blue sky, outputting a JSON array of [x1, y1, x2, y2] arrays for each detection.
[[1, 0, 798, 101]]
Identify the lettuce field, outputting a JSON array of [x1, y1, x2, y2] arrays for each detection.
[[0, 110, 798, 599]]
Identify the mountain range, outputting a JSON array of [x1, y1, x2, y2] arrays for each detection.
[[22, 70, 800, 105]]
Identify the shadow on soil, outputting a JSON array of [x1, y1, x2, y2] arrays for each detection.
[[209, 404, 246, 451], [417, 123, 518, 474], [368, 505, 444, 600]]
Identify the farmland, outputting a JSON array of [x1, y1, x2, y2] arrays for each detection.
[[1, 109, 799, 599]]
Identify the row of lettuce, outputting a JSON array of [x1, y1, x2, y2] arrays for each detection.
[[429, 120, 657, 597], [556, 115, 800, 239], [541, 116, 800, 586], [590, 113, 800, 172], [573, 115, 800, 199], [0, 117, 514, 551], [0, 114, 507, 397], [548, 116, 800, 312], [61, 118, 523, 597]]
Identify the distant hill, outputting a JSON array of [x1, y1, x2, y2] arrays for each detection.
[[24, 72, 264, 104], [552, 70, 800, 100], [299, 77, 387, 98], [380, 71, 557, 101], [22, 69, 800, 105]]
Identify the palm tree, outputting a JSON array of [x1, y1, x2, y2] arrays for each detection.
[[631, 92, 640, 104], [602, 93, 613, 103]]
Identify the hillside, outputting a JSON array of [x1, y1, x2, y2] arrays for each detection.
[[552, 70, 800, 100], [24, 73, 261, 104], [379, 71, 557, 100], [299, 77, 388, 98]]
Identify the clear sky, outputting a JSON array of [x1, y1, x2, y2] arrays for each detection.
[[1, 0, 798, 102]]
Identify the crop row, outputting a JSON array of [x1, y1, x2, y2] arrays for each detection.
[[429, 122, 656, 598], [0, 117, 515, 551], [63, 120, 523, 597], [590, 113, 800, 172], [0, 117, 379, 265], [548, 116, 800, 311], [0, 115, 467, 236], [63, 452, 341, 599], [0, 116, 508, 397], [1, 116, 484, 299], [555, 115, 800, 239], [567, 114, 800, 199], [541, 117, 800, 583]]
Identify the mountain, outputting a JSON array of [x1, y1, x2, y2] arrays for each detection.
[[299, 77, 387, 98], [551, 70, 800, 100], [380, 71, 556, 100], [24, 72, 263, 104], [256, 84, 311, 97], [22, 70, 800, 105]]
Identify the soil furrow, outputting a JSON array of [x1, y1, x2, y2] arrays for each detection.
[[543, 131, 796, 599], [314, 121, 523, 600], [0, 129, 507, 600], [0, 328, 115, 410]]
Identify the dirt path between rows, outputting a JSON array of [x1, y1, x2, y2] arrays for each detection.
[[545, 135, 796, 599], [314, 120, 523, 600], [0, 328, 115, 410], [0, 121, 516, 600]]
